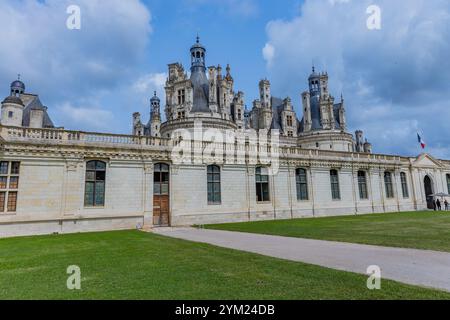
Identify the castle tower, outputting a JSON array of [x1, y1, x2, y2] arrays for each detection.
[[258, 79, 272, 129], [132, 112, 144, 136], [338, 94, 347, 131], [302, 91, 312, 132], [1, 77, 26, 127], [190, 35, 206, 73], [355, 130, 364, 152], [233, 91, 245, 129], [308, 67, 322, 130], [259, 79, 271, 109], [364, 139, 373, 153], [190, 36, 210, 113], [11, 76, 25, 96], [150, 91, 161, 137]]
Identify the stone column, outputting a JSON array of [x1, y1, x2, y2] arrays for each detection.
[[62, 159, 83, 217], [143, 162, 153, 228]]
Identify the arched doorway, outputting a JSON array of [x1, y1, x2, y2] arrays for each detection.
[[424, 175, 434, 209], [153, 163, 170, 226]]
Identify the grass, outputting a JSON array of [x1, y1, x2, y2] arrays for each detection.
[[0, 230, 449, 299], [206, 211, 450, 252]]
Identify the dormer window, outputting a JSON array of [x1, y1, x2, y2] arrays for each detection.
[[286, 115, 293, 127], [177, 89, 186, 105]]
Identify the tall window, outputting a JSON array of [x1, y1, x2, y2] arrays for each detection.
[[447, 174, 450, 194], [296, 168, 309, 201], [358, 171, 368, 200], [207, 165, 221, 204], [330, 170, 341, 200], [85, 161, 106, 207], [256, 167, 270, 202], [384, 171, 394, 199], [154, 163, 170, 196], [287, 115, 293, 127], [401, 172, 409, 198], [0, 161, 20, 212], [177, 89, 185, 105]]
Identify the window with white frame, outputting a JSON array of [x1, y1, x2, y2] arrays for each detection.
[[296, 168, 309, 201], [358, 171, 368, 200], [84, 161, 106, 207], [256, 167, 270, 202], [207, 165, 221, 204], [400, 172, 409, 198], [384, 171, 394, 199], [330, 170, 341, 200], [0, 161, 20, 213]]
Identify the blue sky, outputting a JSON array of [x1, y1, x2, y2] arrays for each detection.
[[1, 0, 449, 158]]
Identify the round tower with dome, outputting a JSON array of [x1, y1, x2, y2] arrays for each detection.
[[1, 77, 26, 127]]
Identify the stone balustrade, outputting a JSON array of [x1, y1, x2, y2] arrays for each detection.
[[0, 125, 172, 148], [0, 125, 411, 165]]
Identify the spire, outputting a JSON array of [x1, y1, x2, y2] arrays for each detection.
[[10, 74, 25, 96], [190, 35, 206, 73], [225, 64, 233, 82]]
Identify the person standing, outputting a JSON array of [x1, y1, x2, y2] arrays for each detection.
[[436, 198, 442, 211], [445, 200, 449, 211], [433, 199, 437, 211]]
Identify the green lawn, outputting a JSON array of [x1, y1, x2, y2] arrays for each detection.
[[0, 230, 448, 299], [207, 211, 450, 252]]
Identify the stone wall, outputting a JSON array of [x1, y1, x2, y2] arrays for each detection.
[[0, 126, 449, 238]]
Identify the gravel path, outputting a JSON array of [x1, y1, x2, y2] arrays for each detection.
[[153, 227, 450, 292]]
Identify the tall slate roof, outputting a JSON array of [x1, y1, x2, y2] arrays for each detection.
[[21, 95, 55, 128]]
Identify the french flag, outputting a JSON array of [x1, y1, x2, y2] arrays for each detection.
[[417, 133, 426, 149]]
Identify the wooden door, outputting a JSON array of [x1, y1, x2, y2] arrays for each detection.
[[424, 175, 434, 209], [153, 163, 170, 226]]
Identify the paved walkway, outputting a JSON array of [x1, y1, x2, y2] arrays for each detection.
[[153, 228, 450, 292]]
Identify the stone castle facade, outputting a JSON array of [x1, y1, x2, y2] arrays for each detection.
[[1, 38, 449, 238]]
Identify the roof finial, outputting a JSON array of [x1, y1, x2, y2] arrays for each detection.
[[196, 34, 200, 44], [154, 91, 157, 97], [17, 74, 21, 81]]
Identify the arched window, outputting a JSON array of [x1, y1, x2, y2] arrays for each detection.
[[256, 167, 270, 202], [400, 172, 409, 198], [384, 171, 394, 199], [207, 165, 221, 204], [85, 161, 106, 207], [296, 168, 308, 201], [330, 170, 341, 200], [358, 171, 368, 200], [447, 174, 450, 194]]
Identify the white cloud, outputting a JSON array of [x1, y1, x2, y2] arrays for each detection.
[[263, 0, 450, 158], [57, 102, 114, 131], [0, 0, 152, 132], [262, 43, 275, 67], [133, 73, 167, 94], [185, 0, 259, 17]]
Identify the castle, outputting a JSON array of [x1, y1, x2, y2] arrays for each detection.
[[0, 38, 449, 238], [132, 37, 371, 153]]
